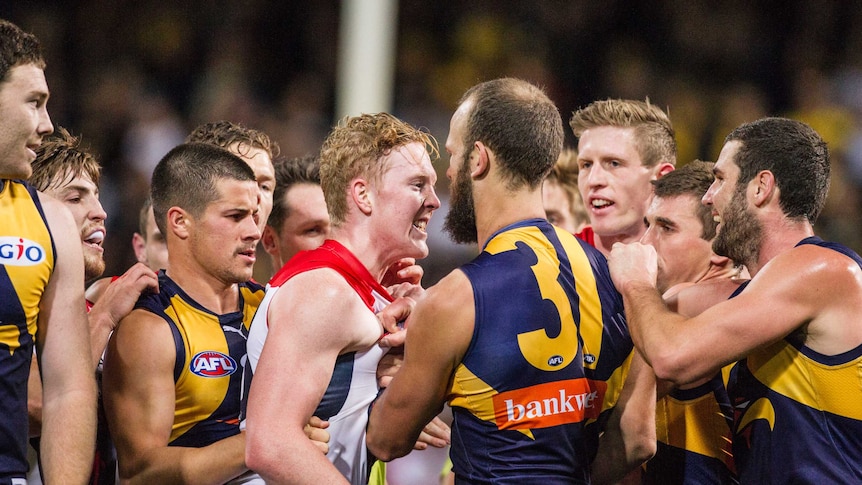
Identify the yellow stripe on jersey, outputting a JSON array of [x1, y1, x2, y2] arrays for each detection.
[[169, 293, 234, 442], [484, 226, 602, 373], [657, 392, 734, 460], [746, 340, 862, 420], [0, 181, 54, 354], [450, 364, 535, 439]]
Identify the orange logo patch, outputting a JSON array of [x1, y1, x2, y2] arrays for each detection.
[[492, 378, 607, 430]]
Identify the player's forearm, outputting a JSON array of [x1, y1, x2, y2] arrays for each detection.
[[120, 433, 248, 485], [620, 281, 692, 383], [88, 309, 115, 367], [366, 393, 423, 461], [592, 354, 657, 484], [247, 430, 348, 485], [39, 383, 97, 484]]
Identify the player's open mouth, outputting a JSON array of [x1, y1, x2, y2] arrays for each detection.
[[412, 219, 428, 233], [590, 198, 613, 210], [83, 230, 105, 249]]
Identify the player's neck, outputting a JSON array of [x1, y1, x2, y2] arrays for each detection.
[[700, 260, 741, 284], [165, 264, 241, 314], [329, 226, 391, 283], [475, 187, 545, 247], [749, 219, 815, 277], [593, 229, 644, 257]]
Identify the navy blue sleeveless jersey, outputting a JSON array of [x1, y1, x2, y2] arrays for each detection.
[[0, 180, 55, 481], [135, 271, 264, 447], [645, 375, 737, 484], [727, 237, 862, 483], [447, 219, 628, 484]]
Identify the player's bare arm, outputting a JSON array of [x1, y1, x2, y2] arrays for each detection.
[[35, 194, 97, 483], [591, 353, 657, 484], [245, 268, 378, 484], [610, 241, 862, 386], [367, 269, 473, 461], [87, 262, 159, 365], [103, 309, 247, 484]]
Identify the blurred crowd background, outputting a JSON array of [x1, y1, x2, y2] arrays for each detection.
[[5, 1, 862, 285]]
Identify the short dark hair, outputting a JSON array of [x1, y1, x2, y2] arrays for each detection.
[[186, 120, 280, 160], [652, 160, 716, 240], [268, 155, 320, 232], [0, 18, 45, 83], [151, 143, 256, 235], [460, 78, 564, 189], [30, 126, 101, 192], [725, 117, 829, 224]]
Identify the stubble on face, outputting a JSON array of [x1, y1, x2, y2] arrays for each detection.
[[444, 154, 478, 244], [712, 185, 762, 268], [83, 252, 106, 281]]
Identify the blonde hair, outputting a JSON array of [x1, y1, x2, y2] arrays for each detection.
[[319, 113, 437, 226], [570, 98, 677, 167]]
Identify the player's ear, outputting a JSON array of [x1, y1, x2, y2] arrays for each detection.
[[473, 141, 491, 180], [261, 225, 279, 257], [132, 233, 147, 263], [753, 170, 776, 207], [654, 162, 675, 179], [352, 178, 373, 216], [167, 207, 190, 239]]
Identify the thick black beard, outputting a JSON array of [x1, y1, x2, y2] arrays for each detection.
[[444, 159, 478, 245], [712, 188, 762, 268]]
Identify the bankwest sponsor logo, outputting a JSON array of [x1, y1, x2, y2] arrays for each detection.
[[492, 378, 607, 430], [0, 237, 46, 266], [190, 351, 237, 377]]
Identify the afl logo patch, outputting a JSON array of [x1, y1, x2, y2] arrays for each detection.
[[547, 355, 564, 366], [190, 351, 237, 377], [583, 354, 596, 365], [0, 237, 46, 266]]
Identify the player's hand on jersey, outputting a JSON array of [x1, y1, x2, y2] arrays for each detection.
[[377, 296, 415, 347], [413, 416, 451, 450], [607, 242, 658, 292], [305, 415, 330, 454], [89, 262, 159, 329]]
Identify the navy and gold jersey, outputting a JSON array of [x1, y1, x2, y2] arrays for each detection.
[[0, 180, 55, 478], [447, 219, 627, 484], [727, 237, 862, 483], [136, 271, 264, 448], [645, 375, 737, 484]]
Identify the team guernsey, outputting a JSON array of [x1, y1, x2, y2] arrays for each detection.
[[726, 236, 862, 483], [448, 219, 627, 484], [135, 271, 264, 449], [644, 375, 737, 484], [242, 239, 390, 484], [0, 180, 55, 481]]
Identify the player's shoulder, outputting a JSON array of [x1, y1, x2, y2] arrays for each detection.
[[283, 266, 353, 297], [671, 278, 747, 317], [766, 241, 860, 282], [420, 269, 473, 315], [113, 306, 173, 353]]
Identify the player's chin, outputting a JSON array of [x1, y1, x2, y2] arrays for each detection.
[[230, 266, 255, 283], [412, 236, 431, 255], [397, 241, 429, 262]]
